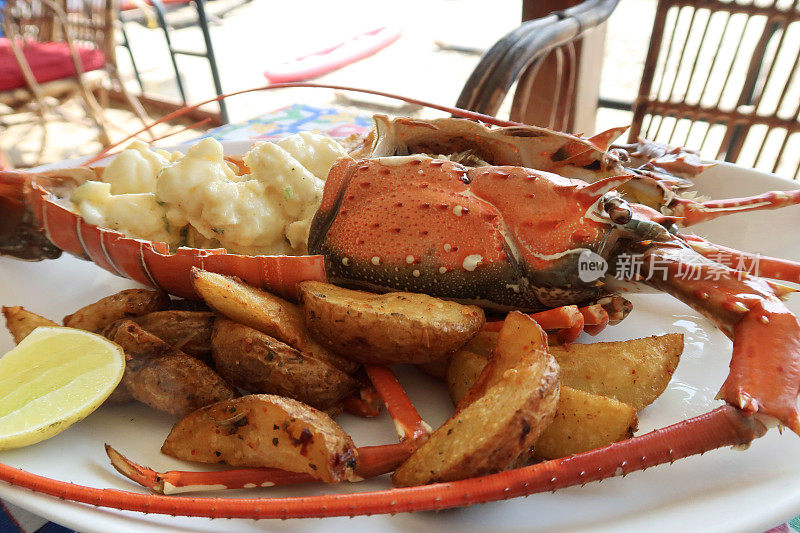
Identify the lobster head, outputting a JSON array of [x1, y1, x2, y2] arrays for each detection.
[[309, 155, 634, 311]]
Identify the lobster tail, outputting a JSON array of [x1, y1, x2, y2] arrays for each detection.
[[0, 171, 62, 261]]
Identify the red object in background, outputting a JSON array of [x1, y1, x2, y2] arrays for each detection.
[[118, 0, 190, 10], [263, 26, 402, 83], [0, 39, 105, 91]]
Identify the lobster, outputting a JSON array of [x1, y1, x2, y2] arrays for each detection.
[[1, 83, 800, 520]]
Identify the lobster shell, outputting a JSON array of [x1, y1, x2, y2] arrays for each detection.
[[2, 169, 325, 300]]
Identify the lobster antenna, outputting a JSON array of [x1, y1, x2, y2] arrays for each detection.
[[83, 83, 526, 166]]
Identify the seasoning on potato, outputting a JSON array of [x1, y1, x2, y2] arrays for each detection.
[[456, 311, 548, 412], [550, 333, 683, 410], [103, 319, 238, 416], [211, 317, 359, 410], [392, 349, 560, 487], [190, 268, 358, 373], [63, 289, 170, 332], [132, 310, 215, 362], [534, 386, 638, 460], [161, 394, 358, 483], [298, 281, 485, 365], [2, 306, 58, 344]]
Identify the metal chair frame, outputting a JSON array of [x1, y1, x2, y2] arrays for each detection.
[[118, 0, 230, 123]]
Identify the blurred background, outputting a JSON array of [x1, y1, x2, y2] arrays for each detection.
[[1, 0, 797, 177]]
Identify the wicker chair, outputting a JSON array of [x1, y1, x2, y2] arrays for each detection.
[[630, 0, 800, 179], [456, 0, 620, 130], [0, 0, 150, 166]]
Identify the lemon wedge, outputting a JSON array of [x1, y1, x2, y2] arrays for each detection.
[[0, 326, 125, 451]]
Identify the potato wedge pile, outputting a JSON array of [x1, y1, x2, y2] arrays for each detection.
[[211, 317, 358, 410], [3, 269, 684, 490], [394, 314, 560, 486], [191, 270, 358, 373], [447, 324, 682, 460]]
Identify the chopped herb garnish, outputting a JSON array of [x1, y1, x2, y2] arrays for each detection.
[[162, 215, 170, 234], [177, 226, 189, 247], [211, 227, 225, 235], [283, 186, 293, 200]]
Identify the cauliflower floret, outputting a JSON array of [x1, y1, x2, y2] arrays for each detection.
[[157, 138, 291, 254], [100, 140, 175, 195], [70, 181, 178, 245], [70, 133, 350, 255], [274, 131, 349, 180]]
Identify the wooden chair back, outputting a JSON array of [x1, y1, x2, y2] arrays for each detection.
[[3, 0, 116, 65], [456, 0, 619, 131], [630, 0, 800, 178]]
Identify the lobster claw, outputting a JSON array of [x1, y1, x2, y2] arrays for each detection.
[[0, 171, 62, 261]]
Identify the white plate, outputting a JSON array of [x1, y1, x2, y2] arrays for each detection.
[[1, 147, 800, 533]]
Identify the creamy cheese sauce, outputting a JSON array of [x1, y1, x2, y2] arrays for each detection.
[[70, 133, 349, 255]]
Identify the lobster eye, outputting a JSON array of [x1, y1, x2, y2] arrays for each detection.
[[602, 195, 632, 225]]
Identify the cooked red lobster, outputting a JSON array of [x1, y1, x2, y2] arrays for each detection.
[[1, 84, 799, 519]]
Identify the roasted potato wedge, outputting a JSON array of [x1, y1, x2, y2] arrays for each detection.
[[461, 329, 683, 411], [392, 349, 560, 487], [212, 318, 359, 410], [104, 383, 135, 404], [190, 269, 357, 373], [161, 394, 357, 483], [534, 386, 638, 459], [64, 289, 170, 332], [299, 281, 485, 365], [457, 311, 547, 411], [2, 306, 57, 343], [551, 333, 683, 410], [103, 320, 237, 416], [444, 344, 638, 459], [463, 330, 499, 358], [133, 311, 214, 361], [446, 349, 488, 405], [166, 298, 211, 312]]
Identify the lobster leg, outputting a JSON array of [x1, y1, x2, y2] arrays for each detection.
[[106, 444, 314, 494], [0, 405, 763, 517], [598, 294, 633, 325], [106, 442, 415, 495], [364, 365, 431, 444], [684, 234, 800, 286], [484, 305, 581, 333], [671, 188, 800, 227], [483, 303, 615, 340], [637, 240, 800, 432], [342, 386, 383, 418], [580, 304, 610, 336]]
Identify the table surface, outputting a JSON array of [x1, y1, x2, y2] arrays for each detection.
[[1, 104, 798, 533]]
